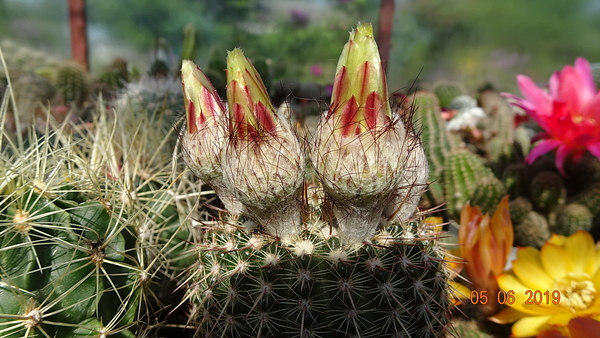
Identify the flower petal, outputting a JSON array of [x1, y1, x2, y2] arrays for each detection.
[[516, 75, 552, 117], [555, 145, 573, 177], [540, 243, 572, 280], [511, 315, 553, 338], [489, 306, 529, 324], [525, 139, 562, 165], [512, 248, 554, 291], [587, 142, 600, 161], [568, 317, 600, 338], [497, 273, 557, 315], [547, 312, 575, 327], [563, 230, 596, 274]]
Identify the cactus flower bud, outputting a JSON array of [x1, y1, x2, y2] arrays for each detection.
[[221, 48, 305, 241], [179, 60, 245, 214], [312, 23, 422, 246]]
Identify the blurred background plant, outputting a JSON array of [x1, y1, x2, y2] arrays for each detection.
[[2, 0, 600, 93]]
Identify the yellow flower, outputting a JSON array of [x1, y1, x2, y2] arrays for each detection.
[[491, 231, 600, 337]]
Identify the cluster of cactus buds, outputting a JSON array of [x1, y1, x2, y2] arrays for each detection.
[[179, 23, 450, 337], [180, 23, 428, 247]]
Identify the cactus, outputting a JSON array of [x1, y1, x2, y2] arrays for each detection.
[[501, 163, 530, 199], [409, 92, 453, 207], [55, 61, 90, 107], [513, 211, 550, 248], [449, 319, 493, 338], [571, 182, 600, 217], [98, 58, 130, 90], [1, 88, 196, 337], [565, 153, 600, 192], [530, 171, 567, 212], [508, 197, 533, 225], [180, 24, 452, 338], [432, 80, 466, 109], [551, 203, 593, 236], [181, 23, 198, 62], [188, 219, 449, 338], [470, 175, 506, 215], [443, 149, 495, 217]]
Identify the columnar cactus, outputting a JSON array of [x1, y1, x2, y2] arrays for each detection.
[[180, 23, 451, 338], [443, 149, 495, 217], [55, 61, 90, 106], [409, 92, 453, 207]]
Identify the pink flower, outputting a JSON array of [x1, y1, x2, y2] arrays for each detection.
[[504, 58, 600, 175]]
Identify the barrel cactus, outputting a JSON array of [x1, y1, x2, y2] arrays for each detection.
[[180, 23, 453, 338], [0, 88, 194, 337]]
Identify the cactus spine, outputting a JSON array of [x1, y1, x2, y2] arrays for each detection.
[[181, 24, 452, 338], [0, 91, 194, 337]]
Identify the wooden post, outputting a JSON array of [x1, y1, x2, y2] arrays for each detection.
[[377, 0, 395, 75], [69, 0, 88, 71]]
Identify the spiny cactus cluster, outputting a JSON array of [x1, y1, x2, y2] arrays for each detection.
[[179, 23, 452, 338], [0, 86, 198, 337], [415, 82, 600, 246]]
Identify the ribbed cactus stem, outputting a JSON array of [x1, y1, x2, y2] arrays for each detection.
[[443, 149, 495, 217], [410, 92, 452, 207]]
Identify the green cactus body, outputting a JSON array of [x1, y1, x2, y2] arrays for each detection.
[[410, 92, 453, 207], [571, 182, 600, 217], [181, 23, 198, 62], [565, 153, 600, 193], [1, 96, 195, 337], [55, 61, 90, 106], [443, 149, 495, 217], [0, 188, 139, 338], [513, 211, 550, 248], [470, 175, 506, 215], [478, 91, 514, 149], [551, 203, 593, 236], [182, 25, 452, 337], [432, 80, 465, 109], [188, 219, 450, 338], [449, 320, 492, 338], [508, 197, 533, 225], [530, 171, 567, 212], [501, 163, 530, 200]]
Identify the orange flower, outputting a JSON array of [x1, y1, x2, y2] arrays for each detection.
[[459, 195, 513, 314]]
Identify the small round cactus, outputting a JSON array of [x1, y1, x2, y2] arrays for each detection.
[[530, 171, 567, 212], [513, 211, 550, 248], [551, 203, 593, 236], [55, 61, 90, 106]]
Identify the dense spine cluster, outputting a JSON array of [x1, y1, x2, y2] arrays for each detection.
[[179, 23, 452, 338]]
